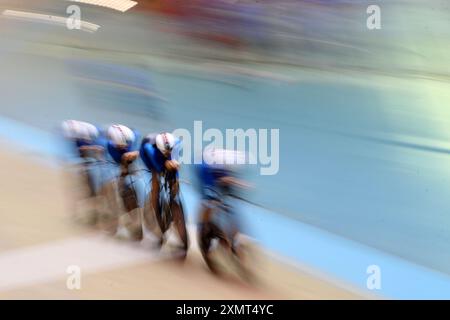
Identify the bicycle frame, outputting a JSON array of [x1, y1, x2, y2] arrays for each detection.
[[158, 170, 179, 231], [202, 187, 240, 242]]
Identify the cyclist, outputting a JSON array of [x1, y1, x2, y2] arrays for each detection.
[[106, 124, 140, 176], [105, 124, 142, 239], [196, 147, 249, 271], [61, 119, 105, 161], [61, 120, 106, 196], [140, 132, 187, 250]]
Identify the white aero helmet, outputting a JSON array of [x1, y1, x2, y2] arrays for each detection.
[[62, 120, 98, 142], [107, 124, 135, 147], [155, 132, 176, 155], [203, 147, 246, 168]]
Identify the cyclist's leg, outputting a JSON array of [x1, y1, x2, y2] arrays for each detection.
[[95, 160, 124, 234], [97, 177, 121, 235], [117, 163, 128, 198], [226, 212, 241, 253], [69, 159, 94, 224], [198, 212, 230, 273], [169, 178, 188, 250], [198, 210, 215, 270], [151, 171, 164, 232], [198, 204, 213, 256], [79, 149, 100, 194], [82, 160, 97, 198], [142, 181, 163, 240], [199, 203, 230, 251], [119, 166, 139, 212], [120, 168, 143, 241]]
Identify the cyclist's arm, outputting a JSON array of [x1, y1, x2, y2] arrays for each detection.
[[219, 176, 251, 189], [79, 145, 104, 152], [165, 159, 179, 172], [119, 151, 139, 177], [164, 139, 182, 172], [121, 151, 139, 165], [78, 145, 104, 159]]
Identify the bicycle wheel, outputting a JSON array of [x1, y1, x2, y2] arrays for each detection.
[[143, 197, 163, 240], [198, 221, 232, 274], [121, 177, 144, 241], [229, 235, 257, 283], [171, 200, 189, 255], [160, 191, 172, 234], [121, 182, 139, 213]]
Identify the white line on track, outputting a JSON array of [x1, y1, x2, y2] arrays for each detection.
[[0, 232, 167, 292], [2, 10, 100, 33], [0, 218, 203, 293]]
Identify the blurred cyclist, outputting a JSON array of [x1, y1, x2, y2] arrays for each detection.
[[61, 120, 106, 197], [196, 148, 249, 267], [106, 124, 140, 177], [140, 132, 186, 248], [105, 124, 142, 240], [61, 119, 105, 161]]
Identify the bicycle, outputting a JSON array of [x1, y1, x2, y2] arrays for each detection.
[[197, 187, 254, 281], [143, 169, 189, 258], [68, 148, 105, 227], [96, 160, 143, 241]]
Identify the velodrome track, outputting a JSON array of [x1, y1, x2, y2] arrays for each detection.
[[0, 143, 364, 299]]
